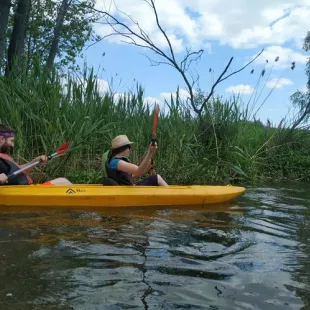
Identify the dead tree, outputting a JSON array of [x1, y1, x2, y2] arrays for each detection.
[[89, 0, 263, 119]]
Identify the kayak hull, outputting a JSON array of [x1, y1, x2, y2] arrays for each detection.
[[0, 184, 246, 207]]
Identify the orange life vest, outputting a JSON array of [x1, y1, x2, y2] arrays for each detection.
[[0, 153, 33, 185]]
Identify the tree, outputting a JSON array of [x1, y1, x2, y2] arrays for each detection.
[[46, 0, 72, 71], [0, 0, 11, 70], [88, 0, 263, 119], [290, 31, 310, 129], [6, 0, 32, 76], [30, 0, 100, 71], [303, 31, 310, 89], [2, 0, 100, 75]]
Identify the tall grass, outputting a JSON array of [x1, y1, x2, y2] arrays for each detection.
[[1, 64, 310, 185]]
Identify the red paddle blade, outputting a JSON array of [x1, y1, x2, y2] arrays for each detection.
[[152, 104, 160, 137], [56, 141, 70, 155]]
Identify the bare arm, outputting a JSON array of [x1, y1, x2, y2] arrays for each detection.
[[19, 155, 47, 174], [117, 143, 157, 177]]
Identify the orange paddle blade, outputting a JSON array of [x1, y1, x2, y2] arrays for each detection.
[[152, 104, 160, 138], [56, 141, 70, 156]]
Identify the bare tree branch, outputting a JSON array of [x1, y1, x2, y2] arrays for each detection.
[[190, 70, 199, 88], [181, 48, 204, 72], [199, 48, 264, 114], [219, 48, 264, 84], [78, 1, 201, 114], [199, 57, 234, 113], [80, 0, 263, 118], [142, 52, 174, 68], [85, 32, 118, 50], [148, 0, 176, 63], [113, 3, 152, 43]]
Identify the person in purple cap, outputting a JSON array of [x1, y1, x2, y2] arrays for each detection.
[[0, 124, 71, 186]]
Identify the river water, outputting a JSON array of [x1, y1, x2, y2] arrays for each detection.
[[0, 184, 309, 309]]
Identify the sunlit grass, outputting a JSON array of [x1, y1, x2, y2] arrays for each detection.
[[1, 63, 310, 185]]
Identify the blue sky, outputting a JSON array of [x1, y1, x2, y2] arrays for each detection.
[[78, 0, 310, 125]]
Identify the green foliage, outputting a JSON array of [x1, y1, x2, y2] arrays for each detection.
[[66, 168, 102, 184], [289, 31, 310, 128], [1, 65, 310, 185], [304, 31, 310, 89], [304, 31, 310, 52], [4, 0, 100, 72], [291, 90, 310, 123]]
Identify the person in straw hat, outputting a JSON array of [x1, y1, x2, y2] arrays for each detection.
[[102, 134, 168, 186]]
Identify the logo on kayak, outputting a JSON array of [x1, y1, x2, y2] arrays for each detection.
[[65, 188, 86, 194]]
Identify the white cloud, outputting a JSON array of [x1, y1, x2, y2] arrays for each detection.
[[143, 96, 170, 114], [112, 92, 129, 102], [143, 96, 160, 105], [115, 89, 192, 113], [160, 88, 192, 103], [225, 5, 310, 49], [60, 77, 111, 96], [94, 0, 310, 51], [266, 78, 294, 89], [225, 84, 254, 95], [110, 93, 160, 105], [253, 46, 308, 68], [94, 78, 110, 95], [101, 87, 192, 106]]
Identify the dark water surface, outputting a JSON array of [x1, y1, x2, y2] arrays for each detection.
[[0, 184, 309, 309]]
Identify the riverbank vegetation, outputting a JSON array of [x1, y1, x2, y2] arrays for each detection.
[[1, 64, 310, 185], [0, 0, 309, 185]]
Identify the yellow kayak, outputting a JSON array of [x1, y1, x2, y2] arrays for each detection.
[[0, 184, 245, 207]]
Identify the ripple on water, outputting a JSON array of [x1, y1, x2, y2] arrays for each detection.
[[0, 185, 309, 309]]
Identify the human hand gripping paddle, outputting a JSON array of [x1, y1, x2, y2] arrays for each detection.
[[150, 104, 160, 176], [7, 142, 70, 179]]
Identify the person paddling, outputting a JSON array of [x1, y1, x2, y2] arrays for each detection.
[[102, 135, 168, 186], [0, 124, 71, 186]]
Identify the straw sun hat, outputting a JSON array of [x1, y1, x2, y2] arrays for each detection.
[[111, 135, 134, 150]]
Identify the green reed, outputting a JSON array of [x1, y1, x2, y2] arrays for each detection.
[[1, 64, 309, 185]]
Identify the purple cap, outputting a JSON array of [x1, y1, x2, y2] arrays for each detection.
[[0, 132, 14, 138]]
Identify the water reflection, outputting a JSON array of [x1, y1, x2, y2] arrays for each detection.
[[0, 185, 309, 309]]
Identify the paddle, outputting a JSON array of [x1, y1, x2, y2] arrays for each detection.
[[150, 104, 160, 176], [8, 142, 70, 179]]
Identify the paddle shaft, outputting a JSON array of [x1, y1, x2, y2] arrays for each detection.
[[8, 144, 69, 178], [150, 105, 160, 175], [8, 153, 55, 178]]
